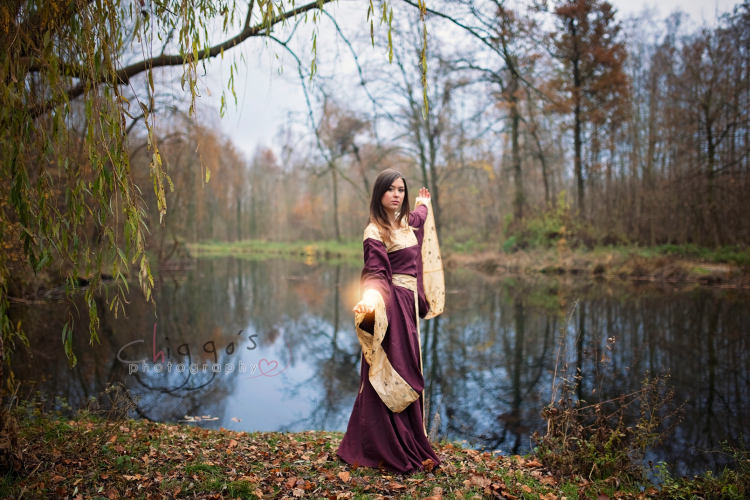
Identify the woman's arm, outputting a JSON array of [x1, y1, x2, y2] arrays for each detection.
[[353, 226, 393, 314], [408, 187, 431, 229]]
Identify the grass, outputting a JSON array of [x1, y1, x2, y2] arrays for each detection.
[[582, 244, 750, 268], [185, 238, 749, 277]]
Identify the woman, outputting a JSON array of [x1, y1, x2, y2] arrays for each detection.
[[336, 169, 445, 475]]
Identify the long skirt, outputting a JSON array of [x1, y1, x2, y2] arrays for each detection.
[[336, 285, 441, 474]]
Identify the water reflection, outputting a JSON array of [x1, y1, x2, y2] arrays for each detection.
[[9, 258, 749, 476]]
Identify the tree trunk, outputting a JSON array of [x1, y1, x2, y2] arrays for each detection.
[[236, 196, 242, 242], [332, 167, 341, 242], [571, 23, 585, 215], [574, 103, 584, 214], [704, 111, 723, 249], [646, 70, 659, 246], [511, 82, 523, 221]]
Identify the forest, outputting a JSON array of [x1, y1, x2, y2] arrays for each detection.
[[125, 0, 750, 255]]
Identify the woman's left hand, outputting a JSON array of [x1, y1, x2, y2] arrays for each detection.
[[418, 187, 430, 198]]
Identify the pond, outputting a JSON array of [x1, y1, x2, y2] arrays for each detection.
[[9, 256, 750, 477]]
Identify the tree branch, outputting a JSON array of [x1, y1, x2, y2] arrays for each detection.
[[32, 0, 335, 117]]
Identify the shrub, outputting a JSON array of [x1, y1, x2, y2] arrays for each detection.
[[503, 192, 620, 252]]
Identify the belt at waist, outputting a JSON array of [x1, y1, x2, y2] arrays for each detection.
[[392, 274, 417, 292]]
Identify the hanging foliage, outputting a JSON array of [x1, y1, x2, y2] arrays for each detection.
[[0, 0, 425, 386]]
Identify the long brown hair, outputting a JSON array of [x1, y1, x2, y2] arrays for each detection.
[[369, 169, 411, 245]]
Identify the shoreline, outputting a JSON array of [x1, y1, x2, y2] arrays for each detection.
[[186, 240, 750, 289], [445, 248, 749, 289]]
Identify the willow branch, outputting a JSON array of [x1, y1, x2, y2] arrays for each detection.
[[32, 0, 334, 117]]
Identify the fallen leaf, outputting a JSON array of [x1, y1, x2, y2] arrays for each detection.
[[286, 478, 297, 489], [106, 488, 120, 500], [101, 474, 109, 480], [293, 488, 305, 497], [423, 458, 435, 472], [253, 488, 263, 499], [338, 471, 351, 483], [431, 486, 444, 496], [524, 459, 543, 468], [387, 482, 407, 490], [52, 476, 65, 483], [228, 439, 239, 448], [336, 493, 352, 500], [469, 475, 491, 488], [541, 494, 558, 500], [597, 495, 611, 500], [522, 485, 532, 493]]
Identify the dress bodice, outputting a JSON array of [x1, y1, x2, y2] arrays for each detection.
[[362, 219, 421, 277], [388, 245, 420, 277]]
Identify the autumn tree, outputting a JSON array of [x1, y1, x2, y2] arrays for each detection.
[[461, 0, 544, 221], [551, 0, 629, 213], [316, 101, 370, 242]]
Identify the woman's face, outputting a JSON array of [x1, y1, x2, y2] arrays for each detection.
[[381, 177, 405, 214]]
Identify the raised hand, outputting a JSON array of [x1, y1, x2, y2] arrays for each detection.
[[418, 187, 431, 198], [353, 301, 375, 314]]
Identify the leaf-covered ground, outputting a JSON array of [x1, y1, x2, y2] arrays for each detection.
[[4, 415, 657, 500]]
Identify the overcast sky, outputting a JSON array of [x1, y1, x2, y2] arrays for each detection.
[[194, 0, 741, 160]]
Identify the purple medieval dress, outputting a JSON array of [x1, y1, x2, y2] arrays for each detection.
[[336, 203, 441, 474]]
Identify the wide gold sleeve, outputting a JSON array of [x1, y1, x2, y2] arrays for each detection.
[[354, 290, 420, 413], [414, 197, 445, 319]]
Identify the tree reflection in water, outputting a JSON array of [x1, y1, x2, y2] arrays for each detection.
[[8, 258, 749, 476]]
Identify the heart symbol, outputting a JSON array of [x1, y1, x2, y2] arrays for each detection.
[[258, 358, 279, 376]]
